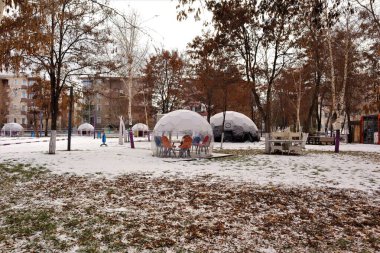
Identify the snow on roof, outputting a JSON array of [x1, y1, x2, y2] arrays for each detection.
[[210, 111, 258, 133], [154, 110, 213, 136], [132, 123, 149, 132], [78, 123, 94, 131], [1, 123, 24, 132]]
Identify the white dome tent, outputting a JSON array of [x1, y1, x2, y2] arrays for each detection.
[[77, 123, 94, 136], [210, 111, 260, 142], [1, 123, 24, 137], [132, 123, 149, 137], [152, 110, 214, 158]]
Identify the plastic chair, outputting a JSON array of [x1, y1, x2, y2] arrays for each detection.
[[192, 136, 201, 152], [154, 136, 163, 156], [198, 135, 210, 154], [179, 135, 193, 158], [161, 136, 176, 157]]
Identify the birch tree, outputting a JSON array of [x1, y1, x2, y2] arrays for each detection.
[[111, 11, 149, 127]]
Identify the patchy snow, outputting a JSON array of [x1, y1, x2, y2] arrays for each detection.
[[0, 136, 379, 196]]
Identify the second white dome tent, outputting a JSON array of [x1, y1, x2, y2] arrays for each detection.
[[78, 123, 94, 136], [152, 110, 214, 158], [132, 123, 149, 137], [210, 111, 260, 142], [1, 123, 24, 136]]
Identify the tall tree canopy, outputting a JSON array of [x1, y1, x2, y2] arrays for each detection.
[[0, 0, 114, 153], [143, 50, 187, 114]]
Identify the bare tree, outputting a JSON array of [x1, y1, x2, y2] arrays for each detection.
[[143, 49, 187, 114], [111, 11, 149, 127], [0, 0, 114, 154]]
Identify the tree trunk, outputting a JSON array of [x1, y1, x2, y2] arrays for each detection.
[[220, 110, 226, 149], [339, 14, 351, 133], [119, 116, 124, 145], [49, 76, 58, 154], [346, 108, 352, 143], [326, 8, 337, 120], [0, 1, 5, 21], [207, 98, 211, 123], [293, 72, 302, 132], [45, 113, 49, 137], [142, 87, 149, 127], [128, 64, 133, 127], [265, 100, 271, 133], [49, 130, 56, 154]]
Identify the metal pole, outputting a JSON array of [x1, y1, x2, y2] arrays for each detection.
[[129, 129, 135, 149], [67, 86, 73, 151], [335, 129, 340, 153], [93, 98, 96, 139]]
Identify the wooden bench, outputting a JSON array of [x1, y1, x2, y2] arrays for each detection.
[[268, 132, 307, 155], [319, 137, 335, 145]]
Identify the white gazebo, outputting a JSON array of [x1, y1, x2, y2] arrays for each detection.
[[152, 110, 214, 158], [132, 123, 149, 137], [1, 123, 24, 137], [77, 123, 94, 136], [210, 111, 260, 142]]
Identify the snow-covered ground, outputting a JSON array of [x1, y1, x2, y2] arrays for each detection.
[[0, 136, 379, 195]]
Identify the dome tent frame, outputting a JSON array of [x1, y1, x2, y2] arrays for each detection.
[[132, 123, 149, 137], [1, 123, 24, 137], [211, 111, 260, 142], [152, 110, 214, 158], [78, 123, 94, 136]]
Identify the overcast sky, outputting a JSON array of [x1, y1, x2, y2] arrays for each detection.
[[109, 0, 209, 54]]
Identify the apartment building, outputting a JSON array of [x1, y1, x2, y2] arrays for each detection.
[[0, 73, 35, 128], [79, 76, 153, 129]]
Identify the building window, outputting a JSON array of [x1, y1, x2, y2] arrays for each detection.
[[14, 79, 18, 85], [22, 79, 27, 85], [82, 80, 92, 87], [22, 105, 26, 112], [22, 118, 26, 125], [22, 91, 27, 98], [97, 117, 101, 124], [13, 90, 18, 97], [14, 118, 17, 123], [97, 105, 101, 111], [12, 104, 17, 110]]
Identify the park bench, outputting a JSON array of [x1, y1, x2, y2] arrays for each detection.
[[319, 136, 335, 145], [268, 132, 308, 155]]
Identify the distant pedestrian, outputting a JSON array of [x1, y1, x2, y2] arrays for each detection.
[[101, 131, 107, 147]]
